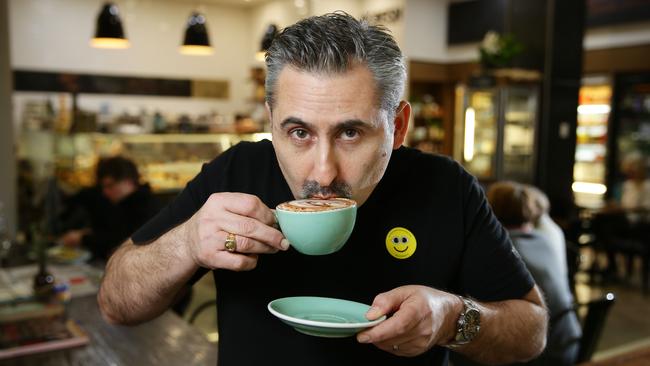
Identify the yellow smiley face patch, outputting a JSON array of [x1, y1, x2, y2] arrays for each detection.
[[385, 227, 417, 259]]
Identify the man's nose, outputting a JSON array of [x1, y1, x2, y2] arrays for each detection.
[[311, 142, 338, 187]]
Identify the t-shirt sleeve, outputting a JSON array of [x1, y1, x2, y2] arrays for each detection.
[[457, 171, 535, 301]]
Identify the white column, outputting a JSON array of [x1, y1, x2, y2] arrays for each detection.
[[0, 0, 16, 237]]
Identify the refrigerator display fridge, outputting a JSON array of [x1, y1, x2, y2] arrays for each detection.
[[454, 83, 539, 184], [608, 73, 650, 202], [572, 76, 612, 209]]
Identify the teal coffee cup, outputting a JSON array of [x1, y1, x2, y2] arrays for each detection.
[[275, 198, 357, 255]]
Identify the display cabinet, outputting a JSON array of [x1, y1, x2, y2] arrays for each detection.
[[18, 131, 270, 194], [573, 77, 611, 208], [455, 80, 539, 183]]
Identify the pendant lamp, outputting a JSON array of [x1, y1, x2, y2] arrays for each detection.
[[180, 12, 214, 55], [255, 24, 278, 62], [90, 2, 130, 49]]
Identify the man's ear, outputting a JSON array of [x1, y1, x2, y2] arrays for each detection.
[[392, 101, 411, 149]]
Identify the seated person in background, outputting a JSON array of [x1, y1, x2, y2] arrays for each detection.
[[620, 151, 650, 210], [619, 151, 650, 224], [526, 185, 569, 282], [59, 156, 161, 261], [487, 181, 581, 366]]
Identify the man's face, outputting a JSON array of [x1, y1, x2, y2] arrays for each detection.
[[269, 64, 409, 206], [100, 177, 136, 204]]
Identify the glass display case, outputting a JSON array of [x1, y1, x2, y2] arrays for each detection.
[[32, 132, 272, 193], [573, 77, 611, 208], [502, 87, 538, 183], [609, 73, 650, 202], [462, 90, 498, 179], [455, 82, 539, 183]]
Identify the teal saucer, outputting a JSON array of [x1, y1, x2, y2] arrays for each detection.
[[267, 296, 386, 338]]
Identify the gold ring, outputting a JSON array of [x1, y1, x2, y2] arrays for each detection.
[[224, 232, 237, 253]]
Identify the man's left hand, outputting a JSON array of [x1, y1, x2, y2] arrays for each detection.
[[356, 285, 462, 357]]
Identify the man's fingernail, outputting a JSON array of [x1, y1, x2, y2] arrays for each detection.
[[281, 239, 290, 250], [357, 334, 370, 343], [366, 307, 379, 318]]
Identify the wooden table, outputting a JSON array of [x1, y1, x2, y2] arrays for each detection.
[[3, 295, 218, 366], [579, 345, 650, 366]]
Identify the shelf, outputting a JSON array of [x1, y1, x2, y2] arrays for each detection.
[[77, 132, 272, 144]]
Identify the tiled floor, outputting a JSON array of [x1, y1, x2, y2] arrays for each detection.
[[183, 253, 650, 359], [574, 250, 650, 360]]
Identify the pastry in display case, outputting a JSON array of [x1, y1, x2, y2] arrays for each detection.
[[409, 94, 445, 154]]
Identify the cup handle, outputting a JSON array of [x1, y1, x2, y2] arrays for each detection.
[[271, 209, 280, 230]]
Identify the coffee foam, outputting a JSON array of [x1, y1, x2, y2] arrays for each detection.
[[277, 198, 356, 212]]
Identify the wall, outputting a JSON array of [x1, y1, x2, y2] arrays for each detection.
[[403, 0, 650, 64], [585, 20, 650, 50], [1, 0, 16, 236], [361, 0, 406, 46], [250, 0, 302, 67], [403, 0, 477, 63], [310, 0, 361, 17], [9, 0, 255, 119], [250, 0, 405, 58]]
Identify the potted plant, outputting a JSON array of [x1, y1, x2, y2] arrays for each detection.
[[479, 31, 523, 70]]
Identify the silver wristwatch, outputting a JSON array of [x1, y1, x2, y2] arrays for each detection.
[[446, 296, 481, 348]]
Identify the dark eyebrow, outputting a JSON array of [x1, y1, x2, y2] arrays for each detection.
[[280, 117, 374, 131], [337, 119, 372, 130], [280, 117, 310, 129]]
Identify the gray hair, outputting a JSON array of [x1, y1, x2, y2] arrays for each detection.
[[265, 12, 406, 117]]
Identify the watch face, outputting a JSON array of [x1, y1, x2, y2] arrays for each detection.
[[463, 308, 481, 338]]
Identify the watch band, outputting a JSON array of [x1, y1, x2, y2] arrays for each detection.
[[445, 295, 481, 348]]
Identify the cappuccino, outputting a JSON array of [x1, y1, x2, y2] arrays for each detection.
[[276, 198, 356, 213]]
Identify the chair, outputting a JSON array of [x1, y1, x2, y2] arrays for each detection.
[[591, 212, 650, 293], [547, 292, 616, 364], [188, 299, 217, 324], [575, 292, 616, 363], [565, 240, 582, 295]]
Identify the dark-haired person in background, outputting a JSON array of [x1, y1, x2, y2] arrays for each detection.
[[58, 156, 160, 261], [487, 181, 581, 366]]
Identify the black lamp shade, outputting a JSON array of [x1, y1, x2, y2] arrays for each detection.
[[255, 24, 278, 61], [260, 24, 278, 52], [91, 2, 129, 48], [180, 12, 213, 55]]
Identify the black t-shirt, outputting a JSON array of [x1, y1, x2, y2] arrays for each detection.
[[132, 140, 534, 366]]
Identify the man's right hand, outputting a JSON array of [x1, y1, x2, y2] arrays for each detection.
[[183, 192, 289, 271]]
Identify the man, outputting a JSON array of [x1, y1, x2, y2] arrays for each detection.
[[99, 13, 547, 365], [59, 156, 160, 260]]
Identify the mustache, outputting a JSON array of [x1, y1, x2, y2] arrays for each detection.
[[301, 180, 352, 199]]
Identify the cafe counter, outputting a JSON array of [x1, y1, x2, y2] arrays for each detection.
[[3, 294, 217, 366]]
